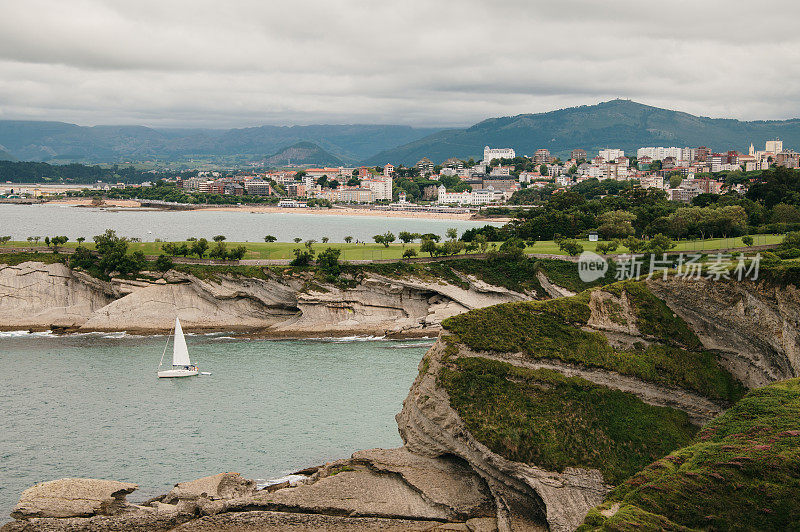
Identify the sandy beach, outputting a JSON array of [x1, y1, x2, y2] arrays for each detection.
[[47, 198, 511, 222], [47, 198, 144, 208]]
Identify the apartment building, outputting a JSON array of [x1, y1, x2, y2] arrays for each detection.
[[598, 148, 625, 161], [362, 176, 393, 200], [241, 180, 271, 196], [571, 148, 587, 160]]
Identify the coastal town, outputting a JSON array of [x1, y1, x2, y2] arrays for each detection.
[[6, 139, 795, 213], [166, 138, 800, 209]]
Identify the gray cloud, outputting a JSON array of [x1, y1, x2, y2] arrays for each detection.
[[0, 0, 798, 128]]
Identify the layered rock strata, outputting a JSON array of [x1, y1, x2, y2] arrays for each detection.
[[0, 262, 529, 336]]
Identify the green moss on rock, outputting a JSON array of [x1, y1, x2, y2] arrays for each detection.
[[620, 281, 703, 350], [442, 285, 744, 403], [534, 258, 618, 293], [580, 378, 800, 531], [439, 357, 698, 485]]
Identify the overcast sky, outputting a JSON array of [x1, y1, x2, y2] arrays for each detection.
[[0, 0, 798, 128]]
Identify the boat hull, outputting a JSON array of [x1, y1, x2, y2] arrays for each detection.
[[157, 368, 199, 378]]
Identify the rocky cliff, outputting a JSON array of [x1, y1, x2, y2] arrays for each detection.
[[396, 276, 799, 531], [5, 273, 800, 531], [0, 261, 530, 336]]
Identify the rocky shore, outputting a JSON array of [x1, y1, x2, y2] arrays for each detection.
[[0, 261, 531, 337], [4, 266, 800, 531]]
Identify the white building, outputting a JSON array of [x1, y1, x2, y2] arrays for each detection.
[[766, 139, 783, 154], [489, 166, 511, 177], [483, 146, 515, 163], [362, 176, 393, 200], [437, 186, 472, 205], [640, 175, 664, 189], [383, 164, 394, 177], [598, 148, 625, 161], [637, 147, 684, 161], [436, 185, 502, 206]]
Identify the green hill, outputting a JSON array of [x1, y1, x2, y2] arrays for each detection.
[[367, 99, 800, 164], [264, 141, 345, 167]]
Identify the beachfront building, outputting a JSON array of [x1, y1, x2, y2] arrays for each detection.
[[318, 187, 377, 204], [362, 176, 393, 200], [278, 199, 307, 208], [436, 185, 503, 206], [244, 180, 273, 196]]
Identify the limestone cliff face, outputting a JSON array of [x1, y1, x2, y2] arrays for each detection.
[[276, 273, 528, 336], [0, 262, 528, 335], [648, 277, 800, 387], [0, 262, 117, 329], [81, 273, 300, 332]]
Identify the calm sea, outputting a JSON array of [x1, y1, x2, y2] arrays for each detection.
[[0, 332, 430, 516], [0, 204, 498, 242]]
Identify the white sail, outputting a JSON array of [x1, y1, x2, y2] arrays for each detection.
[[172, 317, 191, 366]]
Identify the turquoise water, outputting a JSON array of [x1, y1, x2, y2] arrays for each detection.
[[0, 332, 429, 516], [0, 204, 498, 242]]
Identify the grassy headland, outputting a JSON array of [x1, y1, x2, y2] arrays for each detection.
[[442, 282, 745, 402]]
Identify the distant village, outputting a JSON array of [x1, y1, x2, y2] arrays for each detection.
[[3, 140, 796, 211]]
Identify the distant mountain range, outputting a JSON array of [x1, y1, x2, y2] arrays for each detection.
[[0, 121, 439, 165], [2, 100, 800, 167], [367, 100, 800, 165], [0, 148, 15, 161]]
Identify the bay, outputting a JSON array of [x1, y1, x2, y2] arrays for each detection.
[[0, 332, 429, 516], [0, 204, 499, 242]]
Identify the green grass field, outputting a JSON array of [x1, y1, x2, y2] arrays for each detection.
[[0, 234, 782, 260]]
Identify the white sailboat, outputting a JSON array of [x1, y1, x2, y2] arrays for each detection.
[[157, 317, 199, 378]]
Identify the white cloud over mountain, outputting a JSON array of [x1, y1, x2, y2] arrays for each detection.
[[0, 0, 797, 127]]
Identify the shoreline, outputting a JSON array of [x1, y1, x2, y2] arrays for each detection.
[[0, 324, 442, 340], [44, 199, 511, 222]]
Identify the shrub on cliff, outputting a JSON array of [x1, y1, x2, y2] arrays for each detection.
[[226, 245, 248, 261], [154, 254, 174, 272], [93, 229, 146, 277], [290, 248, 314, 267], [558, 238, 584, 256], [190, 238, 209, 258], [316, 247, 341, 277]]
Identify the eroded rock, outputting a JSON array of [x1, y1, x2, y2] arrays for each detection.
[[10, 479, 138, 520], [164, 473, 255, 504]]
